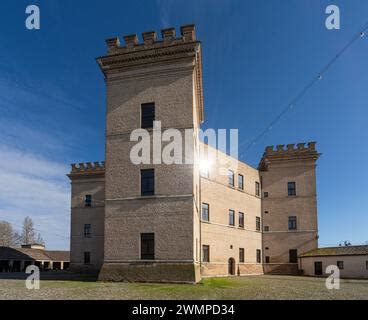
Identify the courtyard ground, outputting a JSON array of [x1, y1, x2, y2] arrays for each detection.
[[0, 274, 367, 300]]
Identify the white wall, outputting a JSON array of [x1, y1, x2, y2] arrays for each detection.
[[299, 255, 368, 279]]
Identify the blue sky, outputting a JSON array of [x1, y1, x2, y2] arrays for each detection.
[[0, 0, 367, 249]]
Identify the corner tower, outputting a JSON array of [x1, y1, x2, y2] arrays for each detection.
[[96, 25, 203, 282], [258, 142, 320, 274]]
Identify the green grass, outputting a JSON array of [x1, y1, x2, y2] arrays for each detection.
[[1, 275, 367, 300]]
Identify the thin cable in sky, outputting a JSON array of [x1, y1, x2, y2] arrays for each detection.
[[239, 19, 368, 157]]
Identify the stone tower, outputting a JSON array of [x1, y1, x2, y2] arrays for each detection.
[[96, 25, 204, 282], [258, 142, 320, 274]]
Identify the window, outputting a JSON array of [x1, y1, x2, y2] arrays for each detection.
[[264, 211, 269, 214], [202, 203, 209, 222], [288, 182, 296, 196], [239, 248, 245, 263], [238, 174, 244, 190], [337, 261, 344, 270], [256, 216, 261, 231], [238, 212, 244, 228], [228, 170, 234, 187], [202, 245, 210, 262], [84, 252, 91, 265], [366, 261, 368, 270], [85, 194, 92, 207], [263, 192, 268, 198], [229, 209, 235, 226], [256, 249, 261, 263], [141, 169, 154, 196], [84, 224, 91, 237], [289, 249, 298, 263], [141, 233, 154, 260], [265, 256, 270, 263], [264, 226, 270, 232], [141, 103, 155, 129], [255, 182, 260, 196], [288, 216, 297, 230]]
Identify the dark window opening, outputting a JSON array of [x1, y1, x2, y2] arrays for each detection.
[[288, 216, 297, 230], [255, 182, 260, 196], [239, 248, 245, 263], [84, 224, 91, 237], [288, 182, 296, 196], [141, 103, 155, 129], [85, 194, 92, 207], [202, 203, 209, 222], [228, 170, 234, 187], [256, 249, 262, 263], [289, 249, 298, 263], [84, 252, 91, 265], [263, 192, 268, 198], [141, 233, 155, 260], [337, 261, 344, 270], [238, 212, 244, 228], [265, 256, 270, 263], [264, 226, 270, 232], [202, 245, 210, 262], [238, 174, 244, 190], [229, 209, 235, 226], [256, 216, 261, 231], [141, 169, 154, 196]]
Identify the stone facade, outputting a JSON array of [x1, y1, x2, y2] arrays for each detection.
[[259, 143, 320, 274], [67, 25, 320, 282]]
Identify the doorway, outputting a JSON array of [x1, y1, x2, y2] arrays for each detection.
[[228, 258, 235, 275], [314, 261, 323, 275]]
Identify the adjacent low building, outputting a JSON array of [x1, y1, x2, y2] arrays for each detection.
[[299, 245, 368, 279], [0, 244, 70, 272]]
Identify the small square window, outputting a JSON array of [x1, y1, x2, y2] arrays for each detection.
[[288, 216, 297, 230], [264, 226, 270, 232], [263, 192, 268, 198]]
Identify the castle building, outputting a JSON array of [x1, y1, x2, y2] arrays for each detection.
[[67, 25, 320, 282]]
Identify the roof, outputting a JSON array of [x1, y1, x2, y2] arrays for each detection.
[[44, 250, 70, 261], [300, 245, 368, 258], [0, 247, 69, 262]]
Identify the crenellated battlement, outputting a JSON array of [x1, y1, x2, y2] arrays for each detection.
[[68, 161, 105, 178], [104, 24, 196, 54], [259, 142, 320, 170], [97, 24, 204, 124], [264, 142, 316, 155]]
